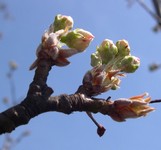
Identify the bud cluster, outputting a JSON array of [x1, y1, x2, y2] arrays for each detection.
[[30, 14, 94, 70], [83, 39, 140, 96]]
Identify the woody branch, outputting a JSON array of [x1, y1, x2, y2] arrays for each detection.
[[0, 14, 157, 136], [0, 58, 112, 135]]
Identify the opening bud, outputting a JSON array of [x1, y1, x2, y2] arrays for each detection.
[[116, 39, 130, 57], [109, 93, 155, 122], [52, 14, 74, 32], [91, 39, 118, 66], [120, 56, 140, 73], [91, 52, 102, 67], [61, 28, 94, 52]]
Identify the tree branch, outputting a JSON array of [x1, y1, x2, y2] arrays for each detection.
[[0, 57, 113, 134], [0, 51, 157, 135]]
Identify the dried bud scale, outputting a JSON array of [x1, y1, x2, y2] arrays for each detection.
[[109, 93, 155, 122]]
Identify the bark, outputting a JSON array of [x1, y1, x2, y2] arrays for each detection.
[[0, 58, 113, 134]]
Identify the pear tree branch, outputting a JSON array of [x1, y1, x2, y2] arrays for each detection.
[[0, 14, 159, 136], [0, 58, 113, 135]]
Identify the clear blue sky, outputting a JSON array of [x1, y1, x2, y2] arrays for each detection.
[[1, 0, 161, 150]]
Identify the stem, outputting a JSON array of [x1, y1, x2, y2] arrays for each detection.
[[75, 85, 106, 136], [86, 111, 106, 137], [86, 112, 100, 128], [9, 70, 17, 105]]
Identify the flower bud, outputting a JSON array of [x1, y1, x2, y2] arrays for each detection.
[[91, 39, 118, 67], [41, 33, 58, 49], [61, 28, 94, 51], [111, 85, 118, 90], [52, 14, 74, 32], [98, 39, 118, 63], [120, 56, 140, 73], [116, 39, 130, 57], [91, 52, 102, 67]]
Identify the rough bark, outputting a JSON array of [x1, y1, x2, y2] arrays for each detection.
[[0, 58, 113, 134]]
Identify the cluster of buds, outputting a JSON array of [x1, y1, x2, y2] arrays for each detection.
[[83, 39, 140, 96], [108, 93, 155, 122], [30, 14, 94, 70], [28, 14, 156, 136]]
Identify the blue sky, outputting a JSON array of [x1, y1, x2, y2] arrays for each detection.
[[1, 0, 161, 150]]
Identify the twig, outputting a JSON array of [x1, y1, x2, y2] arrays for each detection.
[[0, 57, 114, 134], [75, 85, 107, 136], [150, 99, 161, 103], [86, 112, 106, 137], [135, 0, 161, 23], [8, 70, 17, 105]]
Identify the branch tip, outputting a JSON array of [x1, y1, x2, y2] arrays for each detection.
[[150, 99, 161, 104]]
